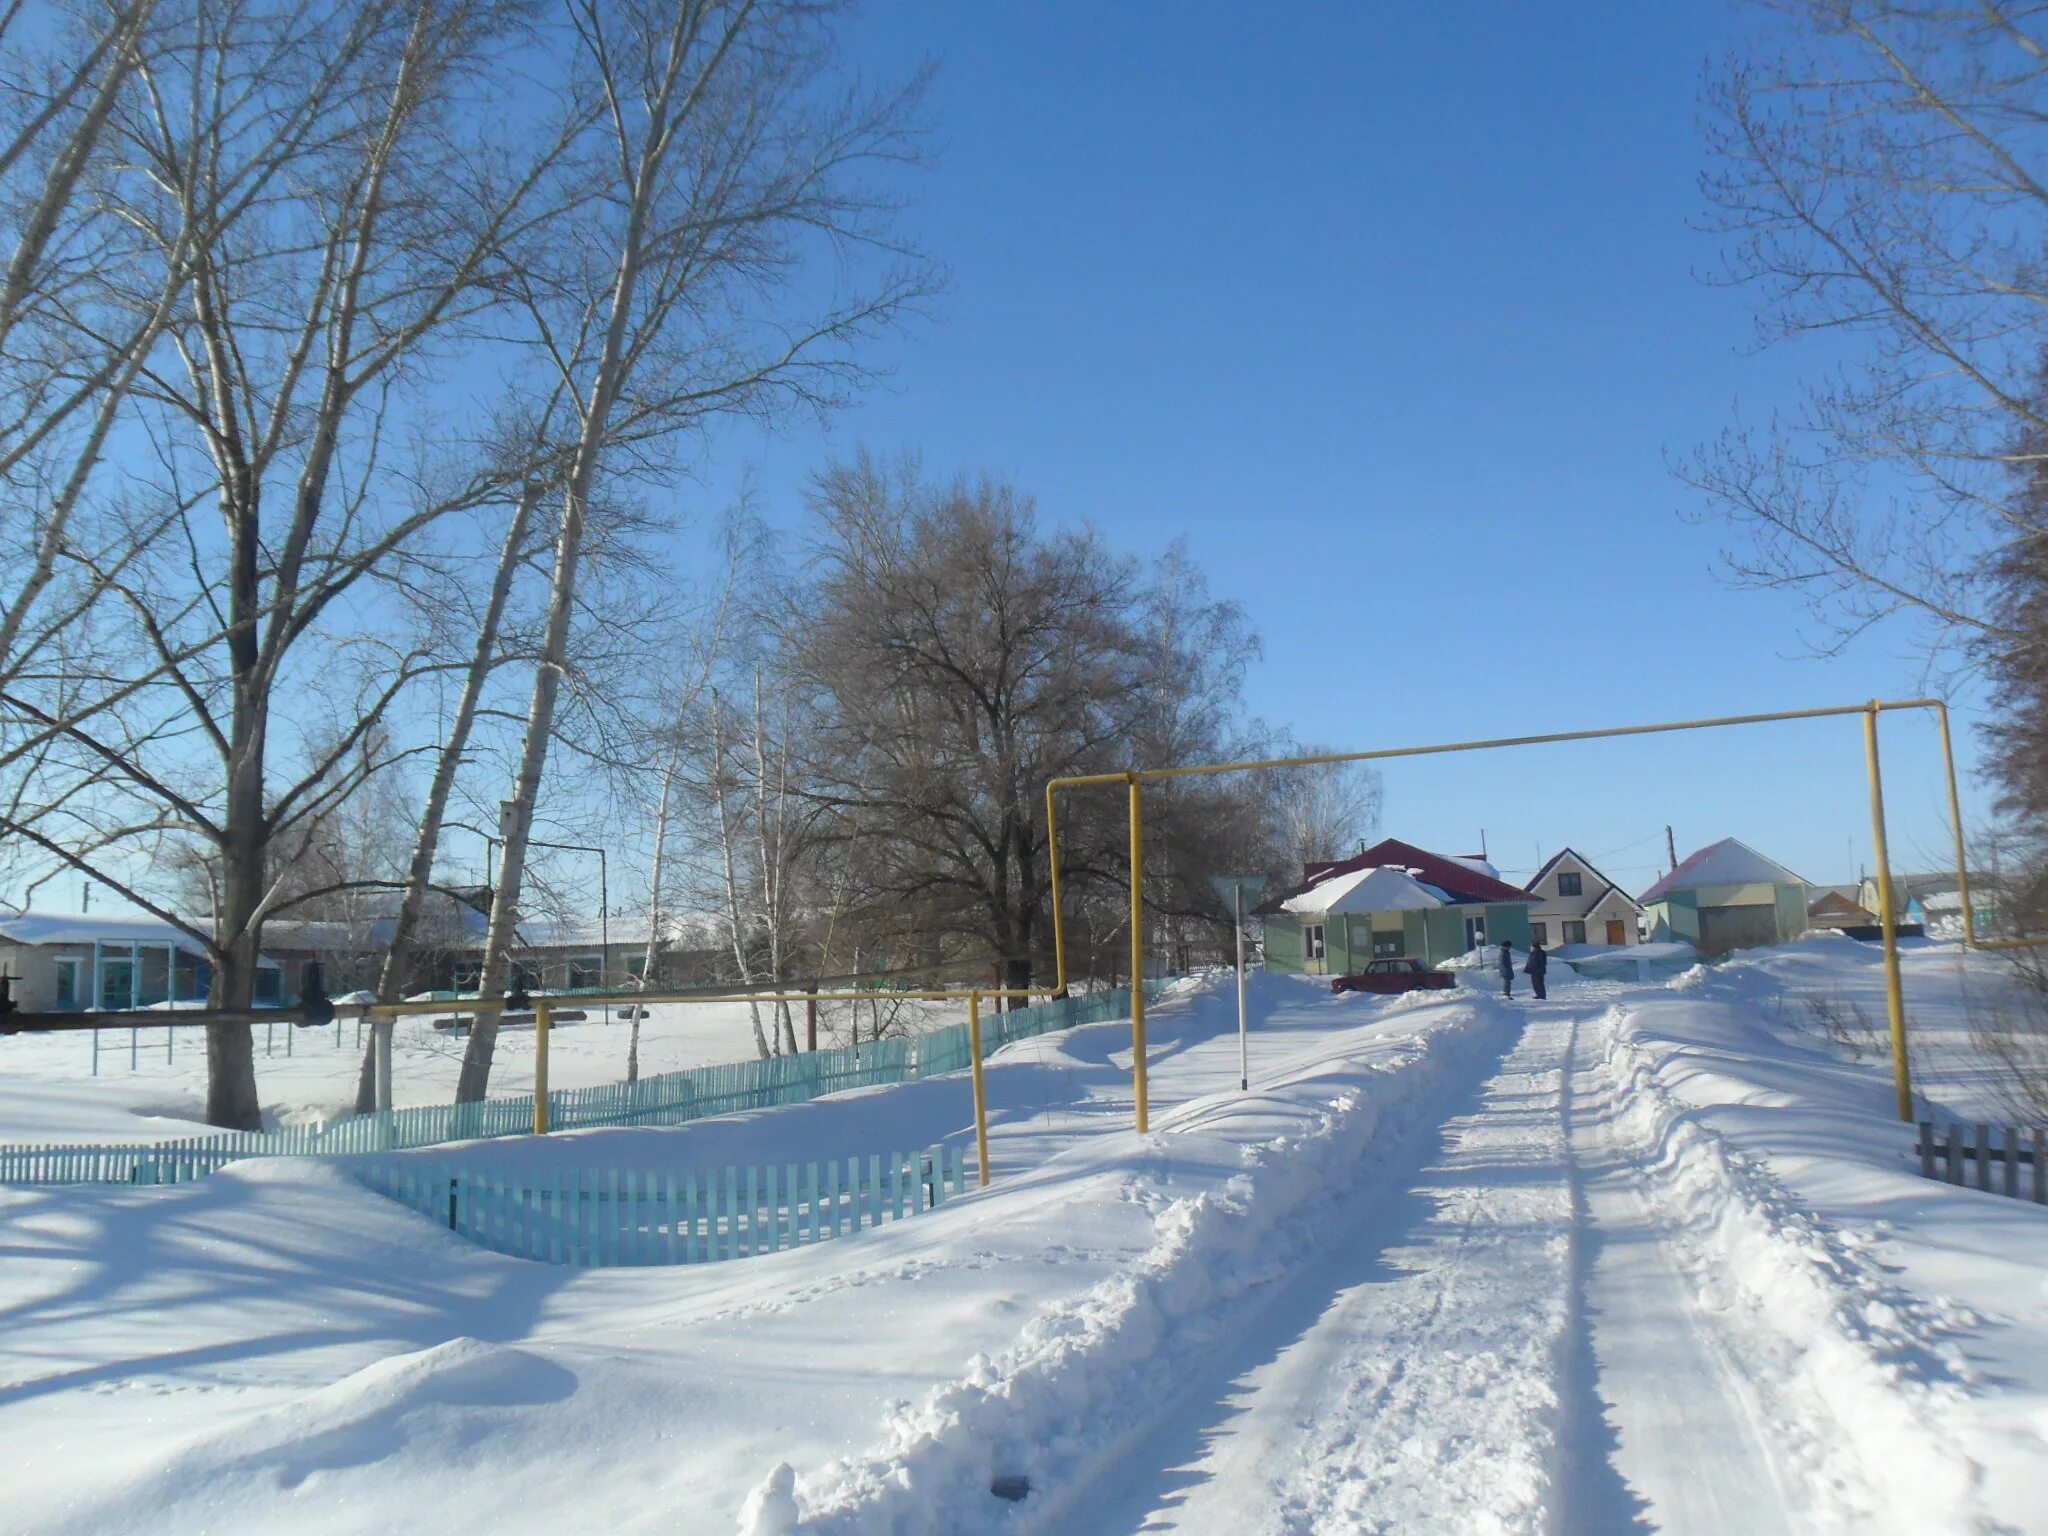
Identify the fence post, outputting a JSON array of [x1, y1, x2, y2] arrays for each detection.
[[1918, 1121, 1933, 1179], [534, 1000, 552, 1135], [968, 991, 990, 1188], [1976, 1124, 1991, 1191], [2005, 1127, 2020, 1198], [1945, 1128, 1960, 1185]]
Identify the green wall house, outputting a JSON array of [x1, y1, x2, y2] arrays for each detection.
[[1639, 837, 1810, 955], [1257, 839, 1539, 975]]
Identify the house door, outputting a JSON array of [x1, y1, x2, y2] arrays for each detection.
[[1606, 919, 1627, 946]]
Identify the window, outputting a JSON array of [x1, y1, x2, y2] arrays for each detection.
[[567, 955, 603, 990], [452, 960, 483, 992], [1372, 930, 1405, 958], [511, 963, 543, 994], [53, 957, 80, 1010], [1557, 872, 1583, 898], [626, 954, 647, 979], [1530, 922, 1548, 947], [1304, 924, 1326, 962], [1464, 916, 1487, 950], [1563, 920, 1587, 946], [253, 966, 283, 1004]]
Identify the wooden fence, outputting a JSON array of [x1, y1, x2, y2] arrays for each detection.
[[0, 983, 1161, 1186], [352, 1145, 970, 1267], [1917, 1121, 2047, 1204]]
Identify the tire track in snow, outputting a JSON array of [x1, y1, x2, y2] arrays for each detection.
[[1065, 1009, 1593, 1536]]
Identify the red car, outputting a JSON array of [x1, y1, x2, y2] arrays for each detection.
[[1331, 958, 1457, 995]]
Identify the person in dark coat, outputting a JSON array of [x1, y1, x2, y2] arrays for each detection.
[[1497, 939, 1514, 998], [1524, 940, 1549, 1001]]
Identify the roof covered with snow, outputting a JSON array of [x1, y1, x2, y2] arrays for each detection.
[[1638, 838, 1808, 904], [0, 910, 206, 948], [1279, 866, 1449, 916], [1264, 838, 1538, 916]]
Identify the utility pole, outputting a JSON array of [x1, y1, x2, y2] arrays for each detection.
[[1665, 825, 1678, 873]]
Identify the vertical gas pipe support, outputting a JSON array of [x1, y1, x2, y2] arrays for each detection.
[[533, 999, 552, 1135], [1129, 773, 1149, 1134], [1045, 780, 1069, 997], [968, 991, 990, 1187], [1863, 704, 1912, 1121], [1932, 701, 1981, 945]]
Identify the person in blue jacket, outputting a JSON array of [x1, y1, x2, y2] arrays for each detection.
[[1524, 940, 1549, 1001], [1497, 939, 1514, 998]]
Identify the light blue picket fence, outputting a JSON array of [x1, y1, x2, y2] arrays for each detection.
[[0, 982, 1165, 1187], [353, 1145, 971, 1267]]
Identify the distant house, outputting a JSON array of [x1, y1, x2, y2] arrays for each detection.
[[1523, 848, 1643, 948], [1857, 872, 1991, 937], [1258, 838, 1539, 974], [461, 913, 731, 996], [1639, 838, 1810, 955], [1807, 889, 1877, 931], [0, 911, 283, 1012]]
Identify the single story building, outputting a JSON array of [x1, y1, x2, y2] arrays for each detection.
[[0, 911, 283, 1011], [1640, 839, 1810, 955], [1259, 838, 1539, 974], [1524, 848, 1643, 948], [1807, 889, 1877, 931], [1858, 872, 1992, 937]]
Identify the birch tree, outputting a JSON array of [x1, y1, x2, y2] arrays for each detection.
[[456, 0, 932, 1100], [2, 0, 581, 1127]]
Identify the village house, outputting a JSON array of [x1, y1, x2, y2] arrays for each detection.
[[1640, 838, 1811, 955], [1523, 848, 1644, 948], [1258, 838, 1539, 974]]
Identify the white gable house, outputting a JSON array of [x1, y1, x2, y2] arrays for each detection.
[[1523, 848, 1643, 949]]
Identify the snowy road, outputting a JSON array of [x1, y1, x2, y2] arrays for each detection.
[[1056, 1001, 1885, 1535]]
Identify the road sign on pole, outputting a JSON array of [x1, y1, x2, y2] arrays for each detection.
[[1209, 875, 1265, 1091]]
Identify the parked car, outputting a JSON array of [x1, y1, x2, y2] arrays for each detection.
[[1331, 958, 1456, 995]]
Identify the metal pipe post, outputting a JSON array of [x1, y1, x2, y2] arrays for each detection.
[[1129, 774, 1148, 1134], [1933, 701, 1989, 946], [1045, 780, 1069, 996], [1235, 882, 1248, 1093], [1863, 705, 1913, 1120], [374, 1017, 394, 1112], [968, 991, 990, 1187], [533, 1000, 552, 1134]]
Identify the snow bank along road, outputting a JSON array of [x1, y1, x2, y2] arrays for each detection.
[[1, 946, 2042, 1534]]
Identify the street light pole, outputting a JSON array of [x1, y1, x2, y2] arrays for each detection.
[[1235, 882, 1248, 1092]]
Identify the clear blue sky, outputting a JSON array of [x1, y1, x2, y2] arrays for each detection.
[[695, 1, 1982, 892]]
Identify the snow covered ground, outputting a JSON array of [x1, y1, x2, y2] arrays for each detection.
[[1, 941, 2043, 1533], [0, 995, 975, 1144]]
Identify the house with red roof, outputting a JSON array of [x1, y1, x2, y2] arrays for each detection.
[[1256, 838, 1538, 974]]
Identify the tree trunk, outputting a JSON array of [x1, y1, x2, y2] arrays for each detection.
[[352, 482, 539, 1112], [630, 730, 682, 1085], [206, 732, 267, 1129]]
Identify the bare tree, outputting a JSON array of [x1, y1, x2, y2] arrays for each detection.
[[457, 0, 933, 1100], [1265, 754, 1384, 871], [776, 458, 1277, 997], [1682, 1, 2048, 661], [1, 0, 582, 1127]]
